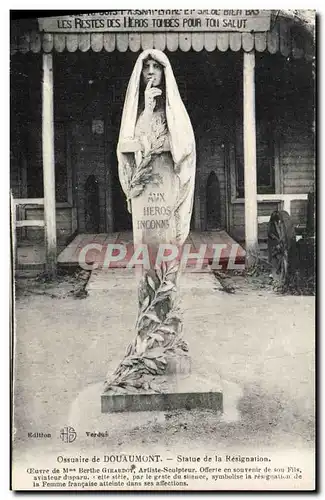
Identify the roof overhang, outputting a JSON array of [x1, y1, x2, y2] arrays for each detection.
[[10, 13, 314, 61]]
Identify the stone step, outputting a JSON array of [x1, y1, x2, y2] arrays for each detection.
[[86, 267, 217, 295], [101, 373, 223, 413]]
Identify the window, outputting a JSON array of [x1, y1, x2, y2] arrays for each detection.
[[234, 120, 275, 198]]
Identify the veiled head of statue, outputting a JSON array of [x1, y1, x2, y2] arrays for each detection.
[[141, 56, 164, 87]]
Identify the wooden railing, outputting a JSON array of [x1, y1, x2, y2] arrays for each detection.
[[257, 194, 309, 225], [11, 197, 45, 270], [12, 198, 45, 227]]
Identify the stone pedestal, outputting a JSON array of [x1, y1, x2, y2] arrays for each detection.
[[101, 376, 223, 413], [102, 352, 223, 413]]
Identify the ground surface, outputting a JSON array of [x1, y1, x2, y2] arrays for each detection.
[[12, 265, 315, 463], [11, 267, 314, 493]]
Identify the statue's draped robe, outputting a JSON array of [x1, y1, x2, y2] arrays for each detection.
[[117, 49, 196, 251]]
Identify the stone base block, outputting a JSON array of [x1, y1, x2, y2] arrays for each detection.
[[101, 373, 223, 413], [165, 354, 191, 375]]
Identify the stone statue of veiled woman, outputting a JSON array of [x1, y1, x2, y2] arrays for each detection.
[[117, 49, 196, 247], [104, 50, 196, 395]]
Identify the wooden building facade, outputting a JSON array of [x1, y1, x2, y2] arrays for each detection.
[[10, 13, 315, 274]]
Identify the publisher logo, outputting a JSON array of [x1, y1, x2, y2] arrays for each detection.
[[60, 426, 77, 443]]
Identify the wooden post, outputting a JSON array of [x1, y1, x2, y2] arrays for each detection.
[[42, 53, 57, 278], [243, 51, 258, 266], [20, 154, 28, 239], [10, 193, 17, 273]]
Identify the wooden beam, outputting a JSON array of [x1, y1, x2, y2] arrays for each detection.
[[282, 198, 291, 215], [10, 193, 17, 272], [16, 220, 44, 228], [14, 198, 44, 206], [256, 193, 308, 202], [42, 53, 57, 278], [243, 51, 258, 266], [257, 216, 270, 224]]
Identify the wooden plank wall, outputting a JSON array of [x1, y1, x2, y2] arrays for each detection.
[[196, 118, 227, 231], [281, 125, 315, 225], [72, 122, 107, 233], [282, 134, 315, 194], [229, 125, 314, 241]]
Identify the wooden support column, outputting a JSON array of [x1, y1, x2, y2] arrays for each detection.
[[42, 53, 57, 277], [10, 193, 17, 272], [243, 50, 258, 266]]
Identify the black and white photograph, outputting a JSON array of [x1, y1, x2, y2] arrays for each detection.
[[10, 9, 316, 491]]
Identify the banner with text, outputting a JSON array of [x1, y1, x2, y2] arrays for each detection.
[[38, 10, 271, 33]]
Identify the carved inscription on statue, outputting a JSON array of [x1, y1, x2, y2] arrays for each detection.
[[137, 192, 171, 231]]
